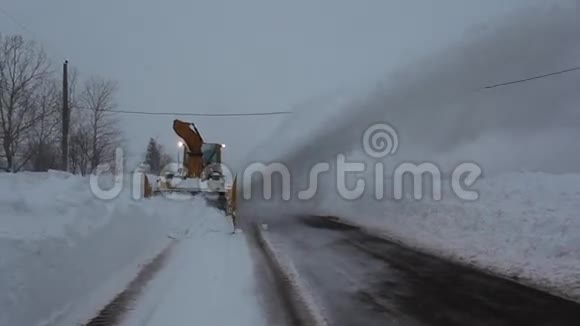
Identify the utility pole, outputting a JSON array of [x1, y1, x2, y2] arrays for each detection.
[[61, 60, 70, 171]]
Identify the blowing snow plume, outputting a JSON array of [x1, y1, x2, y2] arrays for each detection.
[[240, 4, 580, 216]]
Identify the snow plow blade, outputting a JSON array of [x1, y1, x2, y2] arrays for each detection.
[[143, 174, 233, 215]]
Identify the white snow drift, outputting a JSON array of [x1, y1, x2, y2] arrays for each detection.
[[0, 171, 238, 326]]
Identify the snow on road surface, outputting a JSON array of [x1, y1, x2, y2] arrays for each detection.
[[241, 4, 580, 303], [0, 171, 260, 326], [266, 216, 580, 326], [121, 208, 266, 326], [305, 173, 580, 302]]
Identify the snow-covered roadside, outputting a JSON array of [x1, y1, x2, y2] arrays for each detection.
[[0, 171, 206, 326], [312, 172, 580, 303], [255, 225, 328, 326], [246, 172, 580, 302], [121, 206, 265, 326]]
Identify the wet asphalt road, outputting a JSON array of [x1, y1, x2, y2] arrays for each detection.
[[266, 216, 580, 326]]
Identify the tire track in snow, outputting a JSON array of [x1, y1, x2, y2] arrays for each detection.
[[83, 241, 175, 326]]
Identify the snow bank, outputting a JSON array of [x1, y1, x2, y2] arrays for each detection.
[[0, 171, 214, 326], [312, 173, 580, 302], [240, 4, 580, 302], [246, 172, 580, 301], [255, 226, 328, 326]]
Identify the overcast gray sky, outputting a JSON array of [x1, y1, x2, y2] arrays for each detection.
[[0, 0, 546, 168]]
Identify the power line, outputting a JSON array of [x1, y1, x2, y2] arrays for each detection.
[[1, 5, 290, 119], [73, 64, 580, 117], [484, 66, 580, 89], [77, 107, 292, 117]]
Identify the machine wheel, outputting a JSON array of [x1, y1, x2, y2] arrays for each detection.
[[217, 192, 228, 213], [204, 192, 228, 213]]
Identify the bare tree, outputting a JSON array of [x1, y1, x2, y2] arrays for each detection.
[[0, 33, 123, 174], [26, 77, 61, 171], [0, 34, 51, 172], [23, 63, 80, 172], [73, 76, 122, 174], [69, 121, 91, 175]]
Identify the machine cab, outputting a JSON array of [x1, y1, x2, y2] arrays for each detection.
[[202, 143, 223, 166], [200, 143, 226, 182], [200, 143, 226, 193]]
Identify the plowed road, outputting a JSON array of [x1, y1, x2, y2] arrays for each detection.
[[264, 216, 580, 326]]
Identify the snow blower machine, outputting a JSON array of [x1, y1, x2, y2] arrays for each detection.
[[143, 119, 236, 215]]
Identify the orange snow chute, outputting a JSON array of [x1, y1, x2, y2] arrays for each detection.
[[173, 119, 204, 178]]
